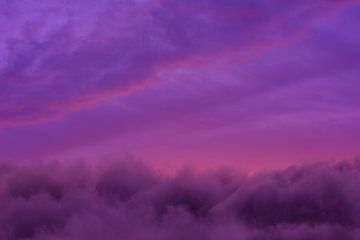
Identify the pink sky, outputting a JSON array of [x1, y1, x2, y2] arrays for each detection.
[[1, 0, 360, 172]]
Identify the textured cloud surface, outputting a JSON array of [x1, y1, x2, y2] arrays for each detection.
[[0, 159, 360, 239]]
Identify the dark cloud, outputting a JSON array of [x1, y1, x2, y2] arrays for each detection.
[[0, 159, 360, 239]]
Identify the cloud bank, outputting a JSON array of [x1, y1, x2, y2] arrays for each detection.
[[0, 159, 360, 239]]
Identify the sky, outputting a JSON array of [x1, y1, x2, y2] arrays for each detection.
[[2, 1, 360, 239], [1, 0, 360, 172]]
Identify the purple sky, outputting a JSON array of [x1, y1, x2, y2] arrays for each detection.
[[1, 0, 360, 171]]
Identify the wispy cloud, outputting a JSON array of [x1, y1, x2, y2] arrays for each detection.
[[1, 0, 357, 128]]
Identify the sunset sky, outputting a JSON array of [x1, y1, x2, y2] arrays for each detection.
[[2, 1, 360, 239], [1, 0, 360, 172]]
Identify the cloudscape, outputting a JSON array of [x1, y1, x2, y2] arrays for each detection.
[[1, 0, 360, 239], [1, 159, 360, 240]]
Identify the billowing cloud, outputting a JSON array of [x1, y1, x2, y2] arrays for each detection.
[[1, 0, 358, 127], [0, 159, 360, 239]]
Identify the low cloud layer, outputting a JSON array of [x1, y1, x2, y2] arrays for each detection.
[[0, 159, 360, 239]]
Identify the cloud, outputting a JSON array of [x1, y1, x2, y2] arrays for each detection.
[[1, 0, 358, 128], [0, 159, 360, 239]]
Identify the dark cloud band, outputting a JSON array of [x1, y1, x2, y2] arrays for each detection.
[[0, 159, 359, 239]]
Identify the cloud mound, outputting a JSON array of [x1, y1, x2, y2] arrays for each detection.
[[0, 159, 360, 239]]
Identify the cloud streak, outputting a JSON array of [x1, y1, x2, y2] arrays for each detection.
[[0, 159, 360, 239], [1, 0, 358, 128]]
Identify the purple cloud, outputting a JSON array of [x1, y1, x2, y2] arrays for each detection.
[[0, 159, 360, 239], [1, 0, 357, 128]]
